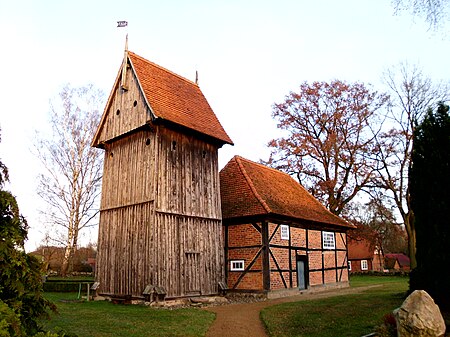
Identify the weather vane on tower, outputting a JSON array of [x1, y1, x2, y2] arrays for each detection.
[[117, 21, 129, 91]]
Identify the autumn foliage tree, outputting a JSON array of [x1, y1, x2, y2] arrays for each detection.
[[266, 80, 389, 215]]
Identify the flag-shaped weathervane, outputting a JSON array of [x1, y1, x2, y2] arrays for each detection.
[[117, 21, 128, 27]]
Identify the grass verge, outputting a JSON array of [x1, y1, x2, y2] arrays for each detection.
[[261, 275, 408, 337], [349, 274, 409, 288], [41, 293, 215, 337]]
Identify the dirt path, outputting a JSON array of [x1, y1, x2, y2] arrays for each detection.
[[204, 285, 381, 337]]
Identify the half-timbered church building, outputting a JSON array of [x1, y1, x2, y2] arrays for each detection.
[[93, 48, 354, 300], [220, 156, 354, 296]]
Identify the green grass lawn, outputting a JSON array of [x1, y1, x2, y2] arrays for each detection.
[[41, 293, 215, 337], [261, 275, 408, 337], [349, 274, 409, 288], [41, 276, 411, 337]]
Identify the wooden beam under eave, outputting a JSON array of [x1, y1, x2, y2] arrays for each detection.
[[262, 221, 270, 291]]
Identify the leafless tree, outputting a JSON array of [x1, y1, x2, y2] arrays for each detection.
[[372, 62, 449, 268], [265, 80, 389, 215], [348, 195, 408, 255], [35, 84, 105, 276], [392, 0, 447, 30]]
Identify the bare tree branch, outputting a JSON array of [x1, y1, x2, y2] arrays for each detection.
[[372, 62, 449, 268], [392, 0, 447, 30]]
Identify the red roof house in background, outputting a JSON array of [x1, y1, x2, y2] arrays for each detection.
[[347, 237, 384, 272], [385, 253, 410, 271], [347, 224, 384, 272]]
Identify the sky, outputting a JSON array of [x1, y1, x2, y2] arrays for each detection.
[[0, 0, 449, 251]]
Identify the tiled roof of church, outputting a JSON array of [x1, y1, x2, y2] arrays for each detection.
[[128, 51, 233, 145], [220, 156, 353, 229]]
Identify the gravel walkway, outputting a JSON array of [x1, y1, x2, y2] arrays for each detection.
[[204, 285, 381, 337]]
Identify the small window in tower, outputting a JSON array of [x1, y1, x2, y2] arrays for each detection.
[[202, 150, 207, 158], [145, 138, 151, 146], [172, 141, 177, 151], [116, 109, 120, 116], [133, 100, 138, 107], [109, 151, 114, 158]]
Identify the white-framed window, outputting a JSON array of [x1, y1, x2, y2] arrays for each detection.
[[280, 225, 289, 240], [361, 259, 368, 271], [230, 260, 245, 271], [348, 261, 352, 271], [322, 231, 335, 249]]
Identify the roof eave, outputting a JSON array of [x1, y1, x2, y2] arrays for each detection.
[[222, 212, 354, 231], [153, 118, 233, 147]]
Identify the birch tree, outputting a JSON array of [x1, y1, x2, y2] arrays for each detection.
[[35, 84, 105, 276]]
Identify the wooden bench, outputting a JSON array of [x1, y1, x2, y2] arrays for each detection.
[[110, 294, 132, 304], [218, 281, 228, 295]]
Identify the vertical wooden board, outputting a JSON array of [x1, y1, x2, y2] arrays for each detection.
[[97, 120, 224, 298], [97, 69, 150, 143], [153, 127, 221, 219], [99, 130, 156, 210], [96, 201, 154, 297]]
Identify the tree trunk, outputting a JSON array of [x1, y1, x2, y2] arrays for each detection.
[[60, 244, 72, 277], [60, 222, 75, 276], [404, 211, 416, 269]]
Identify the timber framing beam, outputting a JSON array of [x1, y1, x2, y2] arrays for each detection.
[[231, 247, 263, 289], [262, 221, 270, 291]]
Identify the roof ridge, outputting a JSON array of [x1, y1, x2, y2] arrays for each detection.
[[234, 156, 353, 227], [234, 156, 272, 214], [235, 155, 297, 176], [128, 51, 198, 87]]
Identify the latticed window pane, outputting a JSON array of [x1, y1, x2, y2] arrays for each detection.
[[322, 231, 335, 249], [361, 260, 368, 270], [230, 260, 244, 271]]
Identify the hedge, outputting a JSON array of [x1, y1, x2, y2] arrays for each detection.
[[350, 270, 410, 277], [43, 281, 93, 293]]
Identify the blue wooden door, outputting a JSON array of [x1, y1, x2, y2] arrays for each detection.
[[297, 259, 306, 290]]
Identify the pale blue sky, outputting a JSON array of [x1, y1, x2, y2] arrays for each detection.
[[0, 0, 448, 250]]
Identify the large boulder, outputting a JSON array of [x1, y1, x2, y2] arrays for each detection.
[[394, 290, 446, 337]]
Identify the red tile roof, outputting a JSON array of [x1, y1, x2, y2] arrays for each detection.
[[128, 52, 233, 145], [385, 253, 410, 267], [220, 156, 353, 229]]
